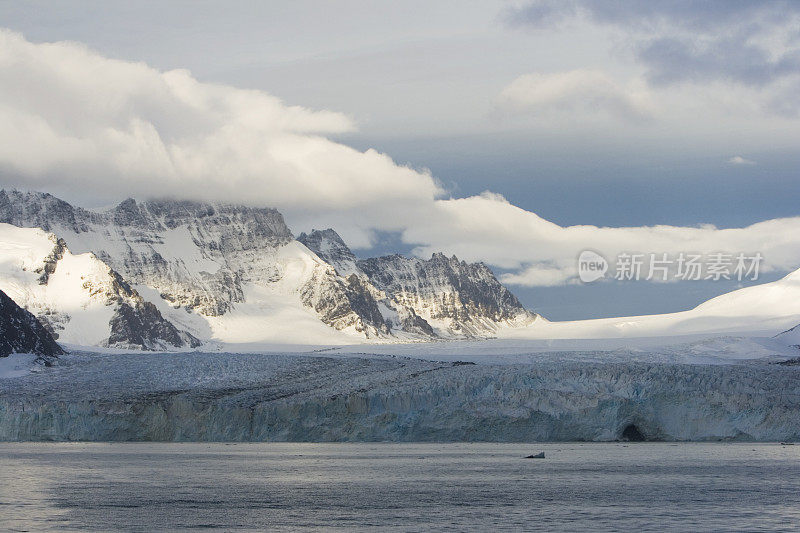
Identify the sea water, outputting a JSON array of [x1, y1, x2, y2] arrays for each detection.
[[1, 442, 798, 531]]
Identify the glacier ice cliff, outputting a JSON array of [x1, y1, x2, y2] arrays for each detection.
[[2, 351, 799, 442]]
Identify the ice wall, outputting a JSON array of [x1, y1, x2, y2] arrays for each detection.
[[2, 352, 800, 442]]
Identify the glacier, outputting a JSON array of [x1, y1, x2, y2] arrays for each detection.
[[2, 339, 800, 442]]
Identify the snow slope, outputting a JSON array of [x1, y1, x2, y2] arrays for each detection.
[[0, 353, 40, 379], [0, 224, 118, 346], [500, 268, 800, 340], [777, 324, 800, 346], [202, 242, 369, 345], [321, 334, 800, 365], [0, 224, 198, 349]]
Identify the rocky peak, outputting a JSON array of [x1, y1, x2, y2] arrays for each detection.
[[0, 189, 98, 233], [111, 198, 160, 229], [430, 251, 457, 263], [357, 252, 534, 336], [0, 289, 64, 358], [298, 228, 359, 276]]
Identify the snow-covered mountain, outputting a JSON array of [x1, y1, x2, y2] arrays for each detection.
[[3, 188, 797, 349], [504, 267, 800, 340], [0, 190, 534, 347], [299, 228, 538, 337], [0, 288, 63, 358], [359, 252, 536, 336], [776, 322, 800, 346], [0, 224, 199, 350]]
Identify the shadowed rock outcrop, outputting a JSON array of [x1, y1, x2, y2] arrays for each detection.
[[0, 289, 63, 358]]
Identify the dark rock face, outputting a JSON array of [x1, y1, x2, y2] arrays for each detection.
[[344, 275, 390, 335], [108, 301, 201, 350], [298, 229, 437, 336], [297, 268, 389, 338], [360, 253, 528, 321], [105, 270, 201, 350], [398, 308, 437, 337], [298, 227, 536, 337], [34, 237, 67, 285], [103, 198, 294, 316], [0, 289, 63, 358], [297, 229, 390, 335]]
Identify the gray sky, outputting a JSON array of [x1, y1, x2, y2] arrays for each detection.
[[1, 1, 799, 319]]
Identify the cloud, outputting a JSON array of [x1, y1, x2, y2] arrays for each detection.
[[405, 193, 800, 286], [496, 69, 654, 121], [506, 1, 792, 32], [505, 1, 800, 113], [0, 29, 442, 220], [728, 156, 756, 166], [500, 265, 576, 288], [3, 30, 800, 287], [638, 35, 800, 88]]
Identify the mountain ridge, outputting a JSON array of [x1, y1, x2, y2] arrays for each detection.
[[0, 189, 534, 348], [299, 228, 538, 337]]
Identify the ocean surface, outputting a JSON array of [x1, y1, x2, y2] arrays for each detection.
[[1, 442, 798, 532]]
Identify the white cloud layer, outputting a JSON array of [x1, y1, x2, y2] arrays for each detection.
[[496, 69, 654, 121], [728, 156, 757, 166], [405, 192, 800, 286], [3, 30, 800, 286], [0, 30, 441, 217]]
